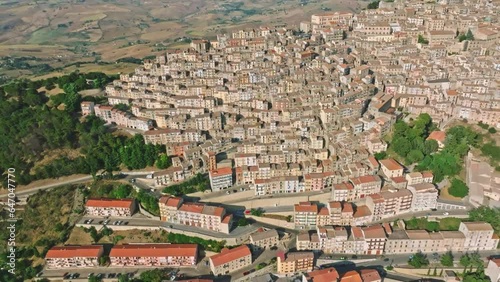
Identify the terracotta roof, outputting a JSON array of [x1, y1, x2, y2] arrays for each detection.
[[379, 159, 403, 171], [362, 225, 386, 238], [209, 167, 232, 177], [354, 205, 372, 218], [304, 267, 339, 282], [210, 245, 251, 267], [318, 207, 330, 215], [46, 245, 103, 259], [333, 182, 354, 190], [159, 196, 182, 208], [294, 202, 318, 213], [427, 131, 446, 143], [110, 244, 197, 258], [350, 175, 380, 185], [341, 270, 363, 282], [179, 202, 205, 214], [85, 198, 134, 209], [359, 269, 382, 282], [491, 258, 500, 267]]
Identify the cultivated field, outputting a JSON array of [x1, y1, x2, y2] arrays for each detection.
[[0, 0, 363, 77]]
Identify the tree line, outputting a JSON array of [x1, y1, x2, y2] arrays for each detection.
[[0, 72, 169, 188]]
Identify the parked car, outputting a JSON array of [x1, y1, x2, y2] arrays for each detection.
[[443, 212, 449, 216]]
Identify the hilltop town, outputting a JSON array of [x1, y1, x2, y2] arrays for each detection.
[[3, 0, 500, 281]]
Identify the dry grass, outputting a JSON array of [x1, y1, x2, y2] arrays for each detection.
[[0, 0, 361, 77], [31, 148, 84, 173], [439, 185, 463, 201]]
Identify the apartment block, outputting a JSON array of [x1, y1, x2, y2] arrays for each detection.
[[249, 228, 279, 251], [349, 175, 382, 198], [45, 245, 104, 269], [302, 267, 340, 282], [407, 183, 438, 211], [276, 251, 314, 275], [366, 189, 413, 221], [209, 167, 233, 191], [85, 198, 136, 217], [294, 202, 318, 228], [159, 197, 232, 234], [331, 182, 355, 201], [209, 245, 252, 276], [459, 222, 499, 251], [379, 159, 404, 178], [109, 244, 198, 267]]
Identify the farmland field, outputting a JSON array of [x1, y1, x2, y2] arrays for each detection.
[[0, 0, 362, 77]]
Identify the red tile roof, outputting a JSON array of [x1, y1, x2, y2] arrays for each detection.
[[304, 267, 340, 282], [427, 131, 446, 143], [359, 269, 382, 282], [341, 270, 363, 282], [159, 196, 182, 208], [110, 244, 197, 258], [209, 167, 233, 177], [379, 159, 403, 171], [210, 245, 251, 267], [294, 202, 319, 213], [46, 245, 103, 259], [85, 198, 134, 209]]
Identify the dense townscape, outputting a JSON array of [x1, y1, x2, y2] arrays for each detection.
[[1, 0, 500, 281]]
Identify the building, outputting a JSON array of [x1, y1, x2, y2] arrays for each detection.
[[209, 245, 252, 276], [340, 270, 362, 282], [349, 175, 382, 198], [276, 251, 314, 275], [45, 245, 104, 269], [359, 269, 382, 282], [426, 131, 446, 150], [407, 183, 438, 211], [209, 167, 233, 191], [109, 244, 198, 267], [84, 198, 136, 217], [459, 222, 499, 251], [294, 202, 318, 228], [249, 228, 279, 251], [81, 101, 95, 116], [302, 267, 340, 282], [379, 159, 404, 178], [159, 197, 232, 234], [485, 258, 500, 282], [366, 189, 413, 220]]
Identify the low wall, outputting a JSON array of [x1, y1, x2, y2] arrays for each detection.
[[158, 226, 244, 245], [246, 215, 295, 229], [233, 264, 275, 282]]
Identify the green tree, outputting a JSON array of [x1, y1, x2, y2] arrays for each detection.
[[489, 127, 497, 134], [460, 253, 472, 267], [117, 274, 130, 282], [418, 34, 429, 44], [367, 0, 380, 9], [468, 207, 500, 234], [448, 178, 469, 198], [250, 208, 264, 216], [463, 271, 489, 282], [112, 184, 132, 199], [139, 269, 167, 282], [374, 151, 387, 160], [406, 149, 425, 164], [466, 29, 474, 41], [238, 218, 249, 226], [156, 154, 170, 169], [440, 251, 454, 267], [408, 252, 429, 268], [88, 274, 103, 282], [392, 137, 412, 157], [424, 139, 439, 155]]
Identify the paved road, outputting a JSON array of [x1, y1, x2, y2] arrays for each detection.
[[0, 172, 152, 200]]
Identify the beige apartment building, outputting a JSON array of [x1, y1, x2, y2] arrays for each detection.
[[379, 159, 405, 178], [45, 245, 104, 269], [159, 197, 232, 234], [276, 251, 314, 275], [249, 228, 279, 251], [85, 198, 136, 217], [109, 244, 198, 267], [366, 189, 413, 220], [209, 167, 233, 191], [349, 175, 382, 198], [294, 202, 318, 228], [209, 245, 252, 276], [459, 222, 499, 251], [407, 183, 439, 211]]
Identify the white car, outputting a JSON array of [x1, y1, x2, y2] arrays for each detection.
[[443, 212, 449, 216]]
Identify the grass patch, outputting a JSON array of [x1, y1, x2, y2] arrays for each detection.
[[405, 217, 462, 232]]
